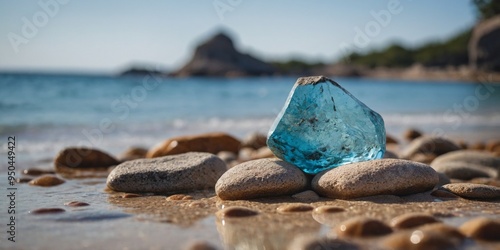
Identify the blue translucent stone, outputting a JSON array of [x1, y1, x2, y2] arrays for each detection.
[[267, 76, 386, 174]]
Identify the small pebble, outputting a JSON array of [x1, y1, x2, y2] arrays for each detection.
[[30, 208, 65, 214], [184, 241, 218, 250], [439, 183, 500, 200], [404, 128, 422, 141], [122, 193, 141, 198], [23, 168, 55, 176], [314, 205, 345, 214], [288, 235, 359, 250], [417, 223, 464, 239], [64, 201, 90, 207], [29, 175, 65, 187], [216, 206, 259, 218], [459, 217, 500, 241], [166, 194, 193, 201], [54, 147, 120, 172], [277, 204, 314, 213], [16, 177, 33, 183], [291, 190, 320, 202], [336, 217, 392, 238], [402, 136, 460, 159], [189, 201, 208, 208], [391, 213, 440, 229], [241, 132, 267, 150], [383, 230, 460, 250]]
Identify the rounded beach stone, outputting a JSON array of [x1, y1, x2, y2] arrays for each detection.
[[382, 230, 461, 250], [64, 201, 90, 207], [54, 147, 120, 172], [431, 150, 500, 170], [30, 208, 65, 214], [336, 217, 392, 238], [391, 213, 440, 229], [184, 241, 218, 250], [459, 217, 500, 241], [166, 194, 193, 201], [29, 175, 65, 187], [277, 204, 314, 213], [417, 223, 464, 240], [431, 161, 497, 180], [402, 136, 461, 159], [291, 190, 320, 202], [107, 152, 227, 193], [118, 147, 148, 161], [216, 206, 259, 218], [146, 132, 241, 158], [312, 159, 438, 199], [404, 128, 423, 141], [288, 235, 359, 250], [241, 132, 267, 150], [23, 168, 55, 176], [215, 158, 308, 200], [439, 183, 500, 200], [314, 205, 345, 214]]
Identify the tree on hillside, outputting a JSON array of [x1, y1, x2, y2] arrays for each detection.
[[473, 0, 500, 19]]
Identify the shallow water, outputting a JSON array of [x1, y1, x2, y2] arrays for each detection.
[[1, 73, 500, 170]]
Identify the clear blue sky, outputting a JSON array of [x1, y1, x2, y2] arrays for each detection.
[[0, 0, 477, 74]]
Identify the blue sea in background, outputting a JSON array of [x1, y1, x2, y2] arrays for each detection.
[[1, 73, 499, 169]]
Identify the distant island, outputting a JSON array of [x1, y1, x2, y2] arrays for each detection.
[[121, 2, 500, 82]]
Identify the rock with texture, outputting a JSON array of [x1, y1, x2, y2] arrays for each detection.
[[107, 152, 226, 193], [312, 159, 438, 199], [431, 150, 500, 179], [431, 161, 498, 180], [171, 33, 275, 77], [147, 132, 241, 158], [54, 147, 120, 172], [401, 136, 461, 159], [439, 183, 500, 200], [215, 158, 308, 200], [267, 76, 385, 174], [29, 175, 65, 187], [336, 217, 393, 238], [469, 15, 500, 71], [459, 217, 500, 241]]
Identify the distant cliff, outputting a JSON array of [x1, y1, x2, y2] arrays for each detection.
[[170, 33, 275, 77]]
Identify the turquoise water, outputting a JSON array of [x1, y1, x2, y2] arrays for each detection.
[[1, 73, 499, 168]]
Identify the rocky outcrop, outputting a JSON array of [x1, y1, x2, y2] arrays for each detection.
[[171, 33, 275, 77], [469, 15, 500, 71]]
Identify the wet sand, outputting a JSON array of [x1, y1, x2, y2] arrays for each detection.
[[5, 175, 498, 250]]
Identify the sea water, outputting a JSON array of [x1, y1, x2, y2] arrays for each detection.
[[1, 73, 499, 170]]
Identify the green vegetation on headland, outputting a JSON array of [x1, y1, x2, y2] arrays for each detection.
[[121, 1, 500, 81], [344, 28, 471, 69]]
